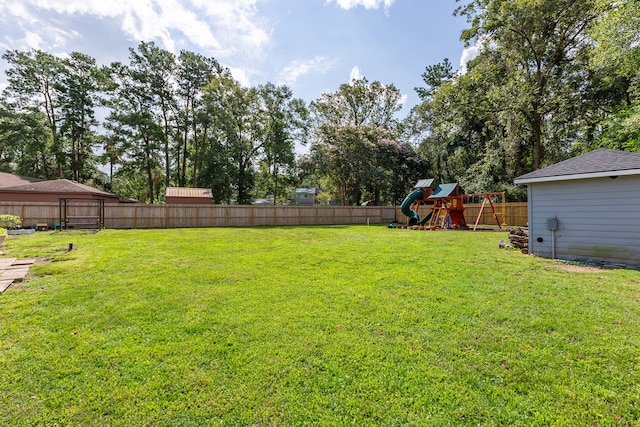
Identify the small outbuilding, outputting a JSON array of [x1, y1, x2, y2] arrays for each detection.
[[514, 148, 640, 268], [165, 187, 213, 205], [295, 188, 318, 206]]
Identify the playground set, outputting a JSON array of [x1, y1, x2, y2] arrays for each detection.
[[397, 179, 506, 231]]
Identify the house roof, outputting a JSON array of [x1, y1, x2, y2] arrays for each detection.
[[166, 187, 213, 198], [0, 172, 46, 188], [514, 148, 640, 184], [0, 177, 117, 197], [295, 188, 317, 194]]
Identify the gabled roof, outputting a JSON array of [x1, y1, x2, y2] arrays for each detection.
[[0, 172, 46, 188], [0, 178, 117, 197], [413, 178, 438, 189], [514, 148, 640, 185], [166, 187, 213, 198], [295, 188, 318, 194], [428, 183, 460, 199]]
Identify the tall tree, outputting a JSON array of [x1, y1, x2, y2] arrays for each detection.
[[56, 52, 103, 182], [589, 0, 640, 151], [0, 105, 51, 176], [456, 0, 598, 169], [105, 60, 164, 203], [202, 75, 263, 204], [256, 82, 307, 205], [128, 42, 177, 189], [175, 51, 224, 187], [2, 49, 64, 178], [310, 78, 408, 205]]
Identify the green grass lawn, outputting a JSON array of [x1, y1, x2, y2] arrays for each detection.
[[1, 226, 639, 426]]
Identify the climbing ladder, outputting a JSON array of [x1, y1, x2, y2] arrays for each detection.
[[428, 203, 449, 228]]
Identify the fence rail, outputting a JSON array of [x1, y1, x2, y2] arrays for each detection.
[[0, 201, 528, 229], [0, 202, 396, 229]]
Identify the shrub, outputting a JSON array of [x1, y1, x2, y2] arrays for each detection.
[[0, 227, 6, 235], [0, 214, 21, 229]]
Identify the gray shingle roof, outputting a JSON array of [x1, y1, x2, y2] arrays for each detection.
[[514, 148, 640, 184]]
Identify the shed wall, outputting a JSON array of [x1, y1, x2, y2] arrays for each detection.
[[528, 175, 640, 267], [165, 196, 212, 205]]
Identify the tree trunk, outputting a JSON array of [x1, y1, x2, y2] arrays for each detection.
[[273, 162, 279, 205], [145, 137, 154, 204], [532, 109, 542, 170]]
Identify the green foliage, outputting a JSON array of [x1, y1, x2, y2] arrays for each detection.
[[0, 227, 6, 235], [254, 83, 306, 205], [597, 103, 640, 151], [0, 227, 639, 425], [589, 0, 640, 80], [310, 78, 423, 205], [415, 57, 455, 101], [408, 0, 640, 198], [0, 214, 21, 229], [3, 0, 640, 206]]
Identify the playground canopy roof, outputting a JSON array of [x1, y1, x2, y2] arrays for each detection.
[[413, 179, 438, 189], [428, 183, 460, 199], [514, 148, 640, 184]]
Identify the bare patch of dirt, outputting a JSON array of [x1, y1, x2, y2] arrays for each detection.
[[542, 261, 608, 273]]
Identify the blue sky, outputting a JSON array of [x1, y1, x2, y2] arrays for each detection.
[[0, 0, 476, 113]]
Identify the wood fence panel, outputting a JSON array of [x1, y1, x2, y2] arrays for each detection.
[[167, 206, 199, 228], [0, 202, 58, 227], [105, 204, 136, 228], [5, 201, 532, 229], [316, 206, 338, 225]]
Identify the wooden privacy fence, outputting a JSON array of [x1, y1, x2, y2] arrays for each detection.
[[0, 201, 528, 229], [0, 202, 396, 229]]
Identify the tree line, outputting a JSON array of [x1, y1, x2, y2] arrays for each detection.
[[1, 0, 637, 204]]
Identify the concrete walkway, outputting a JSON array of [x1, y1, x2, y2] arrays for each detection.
[[0, 258, 35, 293]]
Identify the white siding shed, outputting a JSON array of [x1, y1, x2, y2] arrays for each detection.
[[514, 148, 640, 268]]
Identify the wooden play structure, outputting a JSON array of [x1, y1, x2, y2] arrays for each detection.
[[399, 179, 507, 231], [465, 191, 507, 230]]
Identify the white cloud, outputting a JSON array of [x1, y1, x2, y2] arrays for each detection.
[[349, 65, 363, 82], [4, 2, 37, 22], [228, 66, 251, 88], [459, 45, 478, 74], [399, 93, 407, 108], [0, 0, 268, 58], [278, 56, 335, 86], [329, 0, 395, 11], [191, 0, 268, 55], [459, 36, 489, 74], [23, 31, 44, 50]]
